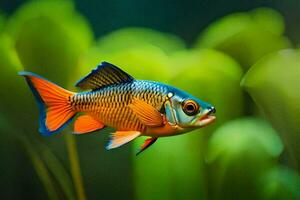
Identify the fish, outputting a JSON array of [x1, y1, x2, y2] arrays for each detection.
[[19, 61, 216, 155]]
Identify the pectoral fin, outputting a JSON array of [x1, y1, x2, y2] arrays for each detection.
[[129, 98, 163, 127], [73, 115, 105, 134], [106, 131, 141, 150], [136, 137, 157, 155]]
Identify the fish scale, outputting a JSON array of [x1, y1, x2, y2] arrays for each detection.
[[72, 80, 168, 132]]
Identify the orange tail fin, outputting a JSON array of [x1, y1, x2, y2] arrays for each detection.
[[19, 72, 76, 136]]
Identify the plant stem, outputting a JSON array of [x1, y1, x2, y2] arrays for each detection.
[[16, 132, 59, 200], [65, 134, 86, 200], [37, 139, 76, 200]]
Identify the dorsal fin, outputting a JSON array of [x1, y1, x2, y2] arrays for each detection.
[[75, 62, 134, 90]]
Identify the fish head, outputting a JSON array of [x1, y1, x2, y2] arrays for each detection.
[[164, 88, 216, 129]]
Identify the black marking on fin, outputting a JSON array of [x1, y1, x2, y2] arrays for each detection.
[[75, 62, 134, 90], [136, 137, 158, 156]]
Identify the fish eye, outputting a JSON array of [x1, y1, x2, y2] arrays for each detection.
[[182, 99, 200, 116]]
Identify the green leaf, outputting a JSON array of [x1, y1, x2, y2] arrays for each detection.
[[242, 49, 300, 170], [16, 133, 60, 200], [77, 27, 185, 83], [196, 8, 291, 69], [36, 139, 76, 200], [4, 2, 91, 199], [0, 34, 36, 129], [251, 8, 285, 36], [65, 134, 87, 200], [0, 33, 76, 199], [207, 117, 283, 162], [260, 167, 300, 200], [5, 0, 93, 85], [206, 117, 283, 200], [79, 45, 173, 82], [96, 27, 186, 55], [134, 133, 208, 200]]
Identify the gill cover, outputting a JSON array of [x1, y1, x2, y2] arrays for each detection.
[[164, 92, 178, 126]]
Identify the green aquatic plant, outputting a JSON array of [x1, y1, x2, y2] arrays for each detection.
[[259, 167, 300, 200], [1, 1, 299, 199], [80, 45, 173, 82], [65, 134, 86, 200], [1, 1, 95, 199], [0, 34, 34, 129], [78, 27, 186, 82], [0, 34, 46, 198], [0, 34, 75, 199], [196, 8, 291, 69], [242, 49, 300, 171], [18, 133, 77, 200], [206, 117, 283, 200], [96, 27, 186, 55], [5, 0, 93, 85], [39, 139, 76, 200], [19, 134, 60, 200]]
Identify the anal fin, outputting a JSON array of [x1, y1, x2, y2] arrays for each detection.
[[106, 131, 141, 150], [73, 115, 105, 134]]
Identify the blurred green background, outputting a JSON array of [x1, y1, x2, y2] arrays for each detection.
[[0, 0, 300, 200]]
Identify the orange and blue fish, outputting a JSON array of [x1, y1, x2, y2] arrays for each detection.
[[19, 62, 216, 155]]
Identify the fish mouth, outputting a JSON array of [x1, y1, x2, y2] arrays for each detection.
[[196, 114, 216, 127]]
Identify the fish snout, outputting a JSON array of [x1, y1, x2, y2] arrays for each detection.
[[207, 106, 216, 115]]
